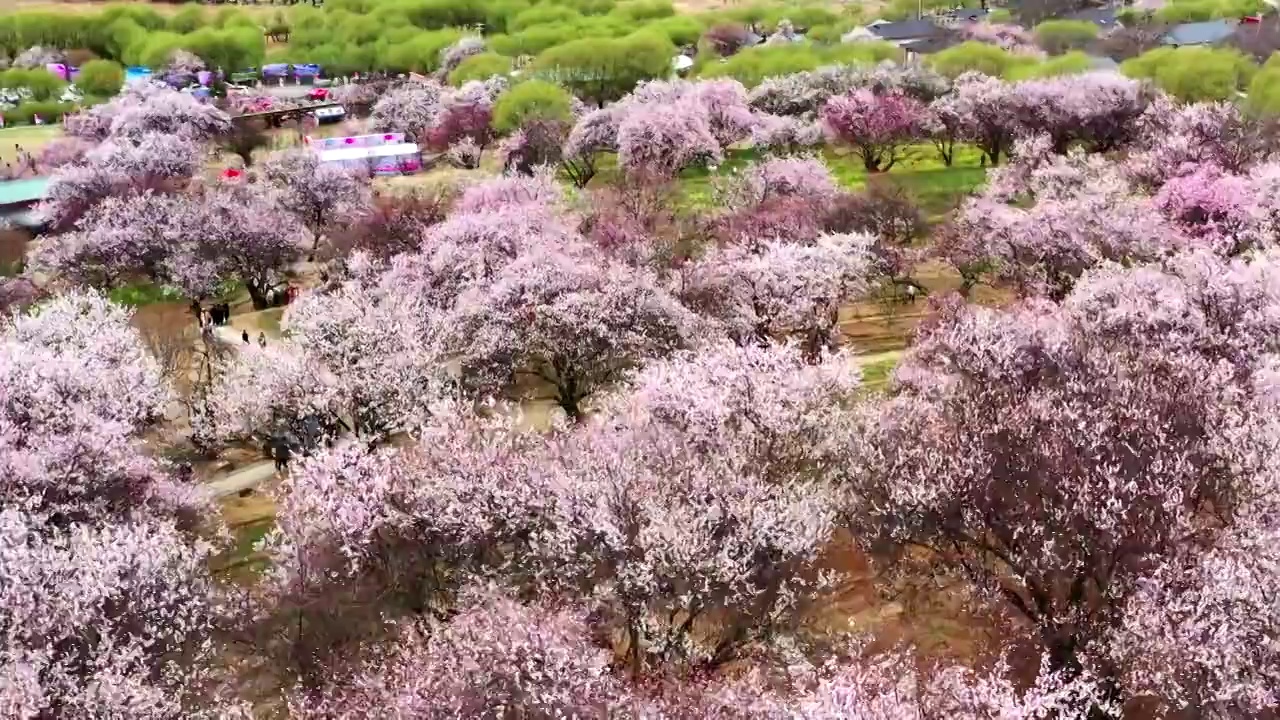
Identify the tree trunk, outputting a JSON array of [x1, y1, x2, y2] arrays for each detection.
[[246, 282, 271, 310], [557, 393, 583, 423]]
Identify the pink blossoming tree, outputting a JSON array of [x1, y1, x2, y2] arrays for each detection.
[[821, 90, 925, 172]]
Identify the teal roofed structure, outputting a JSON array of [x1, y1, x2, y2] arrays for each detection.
[[0, 177, 51, 230], [0, 177, 51, 208]]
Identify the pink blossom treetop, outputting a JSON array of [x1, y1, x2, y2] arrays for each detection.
[[35, 137, 94, 172], [679, 233, 874, 358], [326, 81, 382, 107], [950, 146, 1185, 299], [438, 35, 486, 78], [439, 247, 702, 420], [848, 249, 1280, 713], [958, 21, 1043, 55], [29, 190, 189, 289], [821, 89, 926, 172], [932, 72, 1021, 166], [0, 290, 203, 526], [1112, 512, 1280, 717], [677, 651, 1114, 719], [564, 106, 619, 158], [274, 276, 443, 438], [423, 83, 496, 162], [369, 79, 447, 138], [544, 350, 847, 674], [747, 65, 866, 118], [384, 203, 580, 311], [199, 341, 348, 448], [61, 102, 115, 142], [0, 509, 249, 720], [1123, 98, 1275, 187], [37, 132, 204, 232], [1153, 164, 1258, 253], [627, 79, 758, 147], [950, 187, 1184, 300], [708, 195, 826, 247], [689, 78, 759, 146], [748, 63, 951, 119], [616, 101, 723, 179], [179, 183, 310, 307], [104, 81, 232, 142], [600, 341, 862, 486], [750, 113, 825, 156], [289, 588, 635, 719], [561, 106, 615, 186], [452, 166, 565, 215], [257, 416, 577, 683], [731, 156, 839, 206], [1009, 72, 1151, 154], [33, 183, 304, 307], [260, 147, 373, 250]]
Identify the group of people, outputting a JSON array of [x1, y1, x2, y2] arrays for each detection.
[[241, 329, 269, 348], [266, 285, 298, 307], [192, 300, 232, 327], [1, 144, 38, 181]]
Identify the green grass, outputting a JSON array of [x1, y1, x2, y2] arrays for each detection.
[[676, 144, 988, 219], [108, 282, 185, 307], [859, 350, 903, 392], [212, 518, 275, 574], [0, 125, 63, 162]]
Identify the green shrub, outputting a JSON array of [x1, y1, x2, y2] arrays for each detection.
[[611, 0, 676, 21], [532, 32, 673, 103], [6, 100, 72, 126], [929, 41, 1035, 78], [492, 79, 573, 132], [1122, 45, 1256, 101], [75, 59, 125, 97], [381, 28, 464, 72], [698, 44, 822, 86], [449, 52, 513, 85], [1009, 51, 1096, 79], [645, 15, 707, 46], [1032, 19, 1098, 55], [0, 68, 66, 102]]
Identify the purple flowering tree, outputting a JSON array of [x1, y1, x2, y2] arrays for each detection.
[[260, 148, 373, 252], [821, 90, 925, 172]]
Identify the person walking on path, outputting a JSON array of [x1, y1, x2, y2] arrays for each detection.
[[272, 440, 292, 474], [257, 332, 267, 348], [242, 329, 250, 344]]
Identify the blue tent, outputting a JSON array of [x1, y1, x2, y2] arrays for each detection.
[[124, 66, 153, 85]]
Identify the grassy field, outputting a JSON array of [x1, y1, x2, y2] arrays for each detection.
[[10, 0, 282, 17], [0, 125, 63, 162], [677, 143, 988, 219]]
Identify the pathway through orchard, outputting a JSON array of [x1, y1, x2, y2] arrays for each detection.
[[204, 309, 285, 499]]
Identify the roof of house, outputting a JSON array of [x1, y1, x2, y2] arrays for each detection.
[[317, 142, 420, 163], [901, 35, 960, 54], [867, 19, 945, 40], [1162, 19, 1236, 45], [1065, 7, 1120, 27], [0, 177, 50, 208]]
